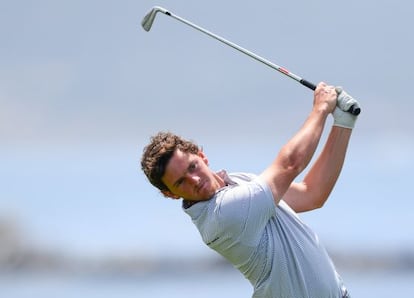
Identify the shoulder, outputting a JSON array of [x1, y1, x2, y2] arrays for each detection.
[[215, 175, 276, 226], [227, 172, 258, 184]]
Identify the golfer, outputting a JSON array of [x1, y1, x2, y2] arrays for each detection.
[[141, 82, 358, 298]]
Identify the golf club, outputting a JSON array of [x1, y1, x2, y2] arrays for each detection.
[[141, 6, 360, 115]]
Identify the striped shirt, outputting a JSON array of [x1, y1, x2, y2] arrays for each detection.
[[183, 171, 348, 298]]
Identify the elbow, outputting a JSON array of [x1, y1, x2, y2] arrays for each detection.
[[301, 185, 329, 211], [308, 191, 331, 210], [312, 198, 325, 210], [300, 196, 325, 212]]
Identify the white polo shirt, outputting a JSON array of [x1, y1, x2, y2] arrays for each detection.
[[183, 171, 348, 298]]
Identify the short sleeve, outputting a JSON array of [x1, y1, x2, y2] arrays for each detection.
[[215, 177, 276, 246]]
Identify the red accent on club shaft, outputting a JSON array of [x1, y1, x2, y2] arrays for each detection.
[[278, 67, 290, 75]]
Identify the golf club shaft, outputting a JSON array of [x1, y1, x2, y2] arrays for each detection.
[[163, 10, 317, 91]]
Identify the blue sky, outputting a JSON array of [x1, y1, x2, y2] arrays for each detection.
[[1, 0, 413, 258]]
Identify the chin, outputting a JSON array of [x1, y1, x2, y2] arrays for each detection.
[[203, 190, 216, 200]]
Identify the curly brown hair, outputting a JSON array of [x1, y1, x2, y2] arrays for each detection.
[[141, 131, 200, 192]]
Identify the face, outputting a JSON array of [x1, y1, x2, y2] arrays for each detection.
[[161, 149, 224, 201]]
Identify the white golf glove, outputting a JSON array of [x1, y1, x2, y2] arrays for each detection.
[[333, 87, 360, 129]]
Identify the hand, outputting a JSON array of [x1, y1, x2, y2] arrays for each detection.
[[332, 87, 360, 129], [314, 82, 337, 115]]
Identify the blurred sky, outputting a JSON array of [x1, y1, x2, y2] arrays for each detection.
[[1, 0, 413, 258]]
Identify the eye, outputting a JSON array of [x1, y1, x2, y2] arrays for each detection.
[[176, 178, 184, 186], [188, 161, 197, 172]]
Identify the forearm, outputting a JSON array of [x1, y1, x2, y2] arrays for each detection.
[[261, 82, 338, 204], [280, 109, 329, 176], [301, 126, 352, 209], [281, 84, 359, 211], [262, 108, 330, 203]]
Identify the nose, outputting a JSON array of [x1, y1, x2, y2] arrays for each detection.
[[187, 174, 200, 185]]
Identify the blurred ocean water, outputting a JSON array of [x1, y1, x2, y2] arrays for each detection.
[[1, 269, 413, 298]]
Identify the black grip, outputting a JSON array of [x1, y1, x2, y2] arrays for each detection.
[[348, 104, 361, 116], [300, 79, 316, 91]]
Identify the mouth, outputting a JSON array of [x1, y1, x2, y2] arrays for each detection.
[[196, 180, 206, 194]]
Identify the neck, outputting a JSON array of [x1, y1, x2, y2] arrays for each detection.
[[182, 199, 198, 209]]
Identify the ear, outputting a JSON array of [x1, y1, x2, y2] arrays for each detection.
[[161, 190, 181, 200], [198, 150, 209, 165]]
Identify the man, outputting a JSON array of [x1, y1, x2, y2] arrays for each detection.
[[141, 82, 359, 298]]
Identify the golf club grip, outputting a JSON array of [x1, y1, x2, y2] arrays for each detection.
[[300, 79, 316, 91], [348, 104, 361, 116], [300, 79, 360, 115]]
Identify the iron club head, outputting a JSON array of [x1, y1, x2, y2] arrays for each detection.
[[141, 6, 169, 31]]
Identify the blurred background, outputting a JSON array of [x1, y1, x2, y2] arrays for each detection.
[[1, 0, 413, 297]]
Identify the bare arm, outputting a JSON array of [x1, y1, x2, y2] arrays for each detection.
[[259, 82, 337, 205], [283, 126, 352, 212]]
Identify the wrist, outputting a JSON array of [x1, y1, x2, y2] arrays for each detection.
[[332, 107, 357, 129], [312, 104, 331, 119]]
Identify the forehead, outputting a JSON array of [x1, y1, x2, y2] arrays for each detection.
[[163, 150, 194, 179], [169, 149, 191, 167]]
